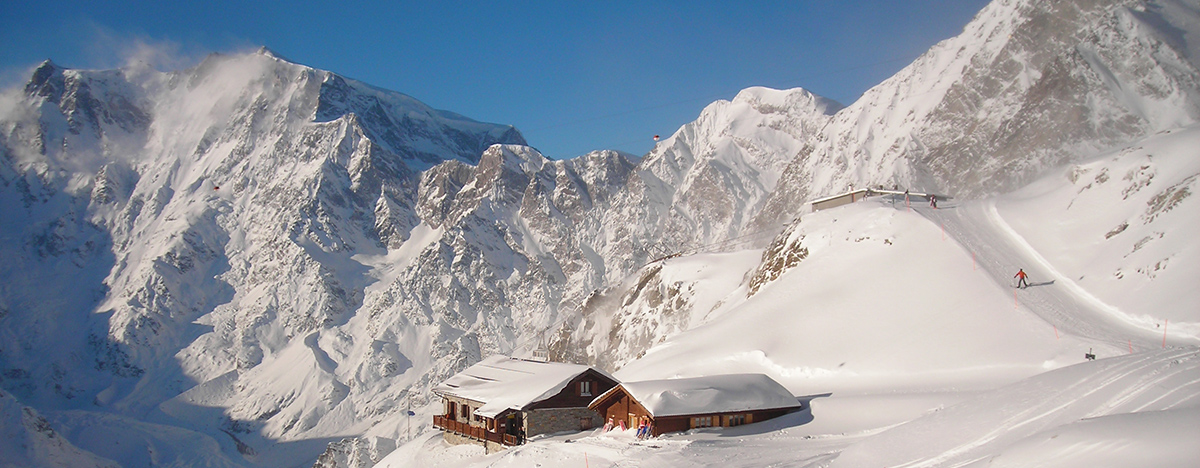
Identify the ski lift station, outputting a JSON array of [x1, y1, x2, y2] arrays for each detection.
[[810, 188, 946, 211]]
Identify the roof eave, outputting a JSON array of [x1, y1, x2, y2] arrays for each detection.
[[587, 384, 626, 411], [652, 403, 803, 419]]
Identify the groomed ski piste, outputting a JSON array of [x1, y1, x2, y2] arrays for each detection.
[[377, 127, 1200, 467]]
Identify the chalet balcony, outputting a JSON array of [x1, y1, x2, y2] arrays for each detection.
[[433, 415, 523, 446]]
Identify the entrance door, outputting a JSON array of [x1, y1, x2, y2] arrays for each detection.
[[628, 413, 637, 430]]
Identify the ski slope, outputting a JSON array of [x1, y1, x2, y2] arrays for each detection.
[[378, 348, 1200, 468], [919, 201, 1176, 352], [917, 124, 1200, 352]]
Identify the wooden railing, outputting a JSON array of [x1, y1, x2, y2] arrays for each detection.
[[433, 415, 521, 446]]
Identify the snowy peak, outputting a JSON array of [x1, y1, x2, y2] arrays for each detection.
[[415, 144, 547, 228], [24, 59, 63, 98], [15, 59, 151, 159], [730, 86, 841, 119], [756, 0, 1200, 229], [313, 73, 526, 167], [645, 85, 841, 188], [588, 85, 842, 285], [253, 46, 289, 61], [11, 49, 524, 172], [0, 48, 534, 463]]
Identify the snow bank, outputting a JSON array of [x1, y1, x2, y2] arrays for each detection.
[[830, 347, 1200, 467]]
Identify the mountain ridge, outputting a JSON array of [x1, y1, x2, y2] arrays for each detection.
[[2, 0, 1198, 466]]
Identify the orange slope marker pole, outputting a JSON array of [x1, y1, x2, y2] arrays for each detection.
[[1163, 319, 1168, 348]]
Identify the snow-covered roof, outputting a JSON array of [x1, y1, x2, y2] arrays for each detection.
[[433, 355, 613, 418], [809, 189, 870, 205], [593, 374, 799, 418]]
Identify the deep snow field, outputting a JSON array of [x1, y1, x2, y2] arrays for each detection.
[[377, 126, 1200, 467]]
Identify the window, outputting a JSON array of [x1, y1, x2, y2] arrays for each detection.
[[461, 404, 470, 419], [580, 380, 593, 396], [691, 416, 713, 428], [727, 414, 747, 427]]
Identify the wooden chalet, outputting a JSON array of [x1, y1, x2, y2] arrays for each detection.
[[588, 373, 801, 437], [432, 355, 618, 453]]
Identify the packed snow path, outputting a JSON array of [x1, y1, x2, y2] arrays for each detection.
[[915, 200, 1190, 352]]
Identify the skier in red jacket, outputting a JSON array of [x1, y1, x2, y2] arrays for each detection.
[[1015, 268, 1029, 289]]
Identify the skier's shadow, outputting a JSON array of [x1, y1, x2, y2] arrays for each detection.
[[1025, 280, 1055, 288]]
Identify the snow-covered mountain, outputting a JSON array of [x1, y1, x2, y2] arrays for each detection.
[[0, 389, 120, 468], [2, 0, 1199, 466], [757, 0, 1200, 227], [1, 49, 531, 466], [556, 86, 842, 370], [553, 0, 1200, 377], [603, 86, 841, 263]]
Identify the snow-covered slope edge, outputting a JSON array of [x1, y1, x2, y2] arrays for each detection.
[[374, 348, 1199, 468], [0, 389, 119, 468], [614, 201, 1098, 390], [997, 124, 1200, 333], [830, 347, 1200, 468]]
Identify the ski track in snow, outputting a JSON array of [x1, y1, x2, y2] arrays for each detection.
[[916, 200, 1192, 352]]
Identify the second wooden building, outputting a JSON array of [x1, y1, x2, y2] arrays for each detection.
[[587, 373, 801, 436]]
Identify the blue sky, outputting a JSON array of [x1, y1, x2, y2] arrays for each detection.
[[1, 0, 989, 159]]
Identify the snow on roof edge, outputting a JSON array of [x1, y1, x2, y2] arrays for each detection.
[[592, 373, 801, 418], [434, 355, 614, 419]]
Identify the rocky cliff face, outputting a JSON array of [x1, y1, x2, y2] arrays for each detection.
[[595, 87, 842, 280], [1, 49, 532, 463]]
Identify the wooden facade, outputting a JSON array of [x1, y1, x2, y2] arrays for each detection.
[[527, 369, 615, 411], [588, 380, 801, 437], [433, 361, 617, 452]]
